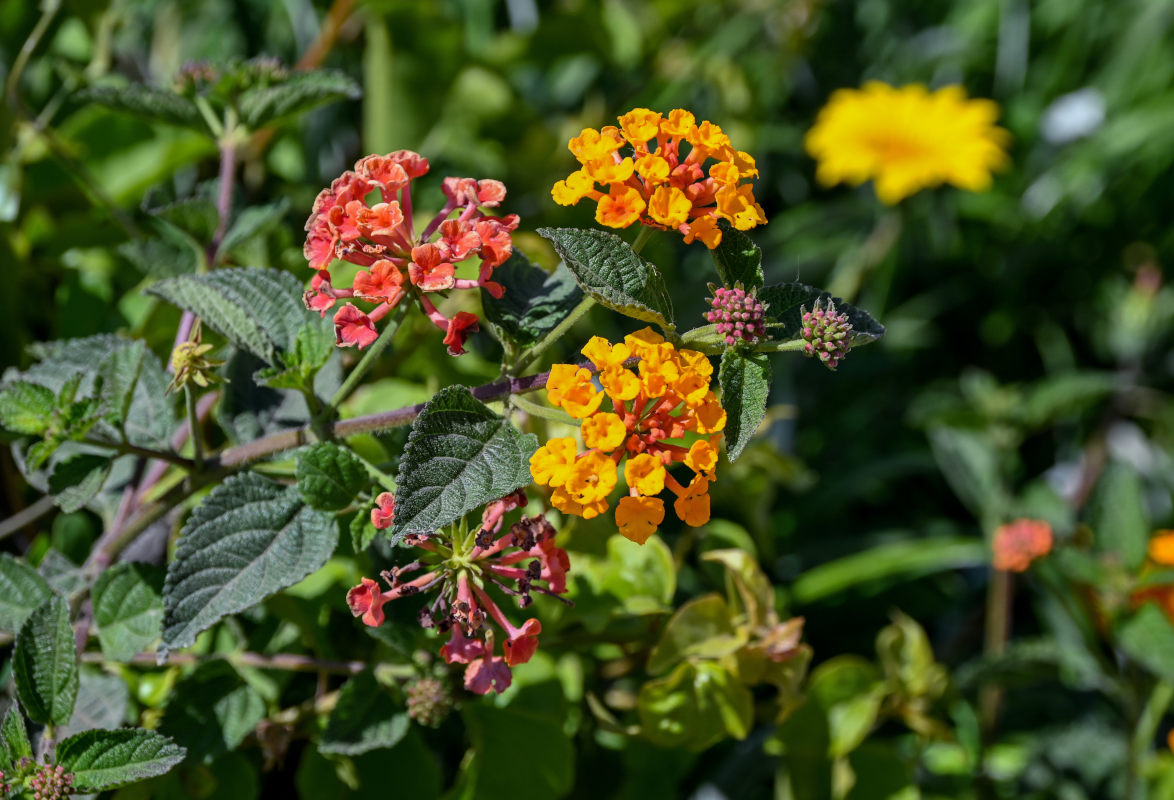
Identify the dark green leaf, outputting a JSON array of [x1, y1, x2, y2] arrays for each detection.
[[93, 563, 165, 661], [390, 386, 537, 541], [161, 472, 337, 653], [14, 596, 79, 726], [57, 728, 186, 791], [0, 381, 55, 435], [1117, 604, 1174, 683], [159, 661, 266, 763], [637, 661, 753, 751], [1088, 462, 1149, 571], [237, 70, 361, 129], [118, 217, 203, 278], [718, 349, 771, 462], [48, 453, 113, 513], [711, 220, 763, 289], [537, 227, 675, 331], [350, 503, 379, 552], [928, 426, 1006, 523], [459, 702, 573, 800], [321, 670, 408, 755], [296, 443, 369, 511], [480, 251, 583, 347], [218, 199, 290, 256], [97, 338, 146, 428], [757, 282, 884, 346], [76, 84, 207, 133], [0, 554, 53, 634]]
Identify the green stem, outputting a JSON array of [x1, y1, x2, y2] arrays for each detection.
[[82, 438, 195, 470], [184, 384, 204, 471], [1130, 681, 1173, 798], [979, 568, 1013, 740], [512, 295, 595, 373], [327, 301, 409, 412], [631, 225, 655, 254], [4, 0, 60, 111], [752, 338, 808, 354], [509, 393, 578, 426]]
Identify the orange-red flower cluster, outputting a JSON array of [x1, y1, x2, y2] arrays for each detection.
[[304, 151, 518, 355], [991, 519, 1053, 572], [551, 108, 765, 249], [346, 492, 570, 695]]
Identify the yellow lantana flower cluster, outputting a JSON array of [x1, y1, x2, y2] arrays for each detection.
[[530, 328, 726, 545], [551, 108, 766, 249]]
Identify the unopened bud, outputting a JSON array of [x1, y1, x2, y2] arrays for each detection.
[[800, 298, 853, 370]]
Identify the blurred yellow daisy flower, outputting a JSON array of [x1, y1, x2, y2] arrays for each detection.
[[804, 82, 1010, 204]]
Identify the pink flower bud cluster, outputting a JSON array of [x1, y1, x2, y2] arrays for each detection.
[[346, 491, 572, 695], [800, 298, 853, 370], [303, 151, 519, 356], [29, 764, 75, 799], [405, 676, 453, 727], [705, 285, 767, 346]]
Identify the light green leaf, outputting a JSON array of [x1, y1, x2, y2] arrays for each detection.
[[237, 70, 361, 130], [646, 594, 745, 676], [758, 282, 884, 346], [1, 705, 32, 763], [389, 387, 537, 542], [808, 656, 884, 758], [218, 198, 290, 256], [118, 217, 203, 278], [928, 427, 1005, 522], [480, 252, 584, 347], [97, 338, 146, 428], [637, 661, 753, 751], [718, 349, 771, 462], [49, 454, 114, 513], [701, 548, 776, 630], [147, 267, 315, 366], [458, 702, 573, 800], [0, 554, 53, 634], [711, 220, 763, 289], [93, 563, 165, 661], [14, 596, 79, 726], [159, 661, 266, 763], [161, 472, 337, 653], [321, 670, 409, 755], [296, 443, 369, 512], [1117, 604, 1174, 683], [537, 227, 675, 331], [57, 728, 186, 791], [76, 84, 207, 133], [0, 381, 56, 435], [875, 611, 948, 702], [350, 502, 380, 552], [1088, 462, 1149, 571], [61, 668, 132, 740]]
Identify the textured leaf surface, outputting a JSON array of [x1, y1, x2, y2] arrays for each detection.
[[296, 443, 369, 511], [93, 563, 165, 661], [147, 268, 315, 365], [538, 227, 675, 331], [161, 472, 337, 653], [0, 554, 53, 633], [389, 387, 537, 540], [711, 220, 763, 289], [14, 596, 79, 726], [237, 70, 361, 129], [321, 671, 408, 755], [160, 661, 266, 763], [57, 728, 186, 791], [0, 382, 55, 434], [76, 85, 206, 132], [61, 668, 132, 740], [49, 454, 113, 513], [718, 350, 771, 462], [758, 282, 884, 345], [218, 198, 290, 256], [118, 217, 202, 278], [1, 705, 32, 763], [1089, 462, 1149, 571], [481, 251, 583, 347]]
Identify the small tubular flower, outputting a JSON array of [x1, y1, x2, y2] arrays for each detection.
[[991, 519, 1053, 572], [346, 496, 571, 695], [370, 492, 396, 530], [805, 82, 1010, 205], [532, 329, 726, 542], [553, 108, 766, 248], [303, 150, 519, 355]]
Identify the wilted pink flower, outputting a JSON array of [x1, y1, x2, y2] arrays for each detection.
[[371, 492, 396, 530]]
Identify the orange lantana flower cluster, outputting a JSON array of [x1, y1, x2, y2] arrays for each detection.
[[551, 108, 766, 249], [529, 329, 726, 544]]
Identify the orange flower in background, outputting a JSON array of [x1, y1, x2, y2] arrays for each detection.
[[1148, 531, 1174, 566], [552, 108, 766, 249], [529, 329, 725, 543], [991, 519, 1053, 572]]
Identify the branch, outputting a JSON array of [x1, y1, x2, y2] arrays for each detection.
[[81, 649, 366, 675]]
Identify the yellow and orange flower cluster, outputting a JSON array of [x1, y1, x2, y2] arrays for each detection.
[[551, 108, 766, 249], [529, 328, 726, 544]]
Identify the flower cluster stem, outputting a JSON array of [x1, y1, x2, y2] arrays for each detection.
[[184, 384, 205, 471], [327, 300, 409, 413], [513, 295, 595, 373]]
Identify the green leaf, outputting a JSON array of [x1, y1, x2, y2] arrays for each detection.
[[389, 386, 538, 541], [118, 217, 203, 278], [637, 661, 753, 751], [757, 282, 884, 346], [808, 656, 884, 758], [1, 705, 32, 763], [147, 267, 316, 366], [255, 319, 335, 390], [711, 220, 763, 289], [159, 661, 266, 763], [61, 668, 132, 740], [57, 728, 186, 791], [718, 349, 771, 462], [48, 454, 113, 513], [458, 702, 573, 800], [928, 426, 1006, 522], [1088, 462, 1149, 571], [350, 502, 380, 552], [875, 611, 947, 701], [1117, 604, 1174, 683], [646, 594, 745, 676], [97, 338, 146, 428], [537, 227, 675, 331], [296, 443, 369, 512], [701, 548, 776, 630], [237, 70, 361, 129], [14, 596, 79, 726], [321, 670, 409, 755], [76, 84, 207, 133], [218, 199, 290, 257], [161, 472, 337, 653], [480, 251, 584, 347], [0, 381, 56, 435], [93, 563, 165, 661], [0, 554, 53, 634]]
